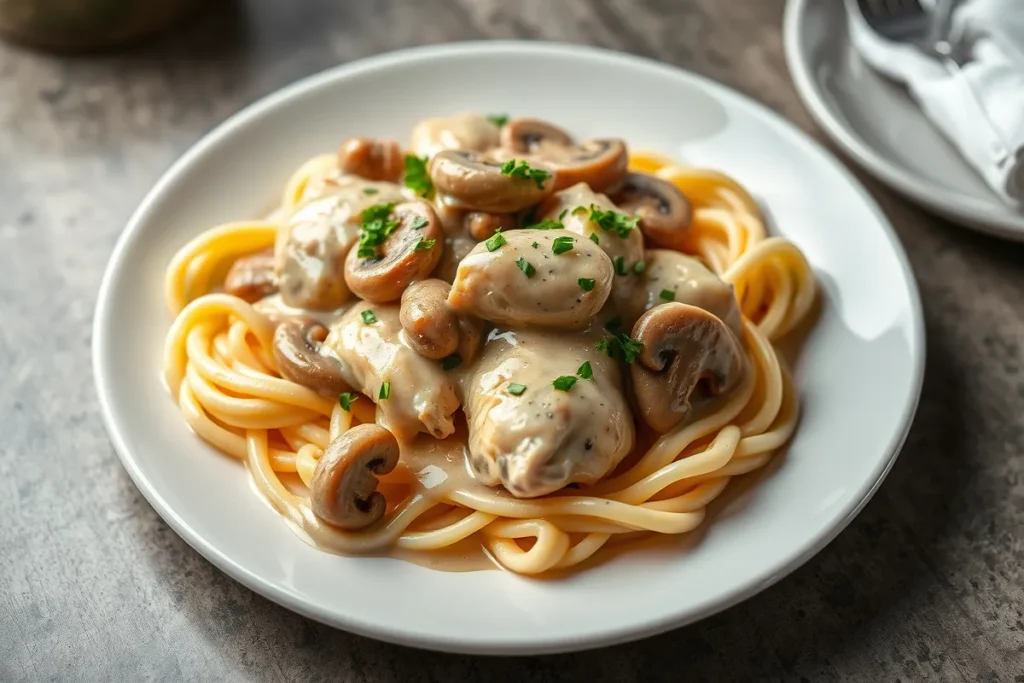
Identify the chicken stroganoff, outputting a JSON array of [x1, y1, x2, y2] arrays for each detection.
[[163, 113, 816, 575]]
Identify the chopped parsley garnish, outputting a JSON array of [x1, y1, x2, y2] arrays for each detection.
[[577, 361, 593, 380], [361, 309, 377, 325], [413, 237, 436, 252], [558, 209, 568, 220], [357, 203, 399, 258], [614, 255, 628, 275], [531, 241, 539, 249], [516, 257, 536, 277], [578, 277, 596, 292], [604, 316, 624, 333], [659, 288, 676, 301], [552, 375, 578, 392], [441, 353, 462, 371], [572, 205, 588, 216], [500, 159, 550, 189], [507, 382, 527, 396], [378, 381, 391, 400], [403, 154, 433, 197], [589, 232, 600, 245], [526, 219, 563, 230], [589, 205, 639, 238], [551, 236, 574, 255], [595, 333, 644, 364], [487, 114, 509, 128], [338, 392, 359, 411], [362, 187, 378, 195], [411, 216, 429, 230], [485, 228, 506, 252], [633, 260, 646, 274]]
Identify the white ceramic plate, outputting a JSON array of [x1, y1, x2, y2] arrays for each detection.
[[93, 41, 924, 655], [784, 0, 1024, 241]]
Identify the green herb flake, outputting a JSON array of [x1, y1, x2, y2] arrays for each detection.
[[411, 216, 429, 230], [499, 159, 551, 189], [618, 334, 643, 364], [357, 202, 399, 259], [576, 361, 593, 380], [507, 382, 527, 396], [532, 241, 540, 249], [441, 353, 462, 371], [614, 255, 627, 276], [578, 277, 596, 292], [633, 260, 646, 274], [552, 375, 578, 392], [572, 205, 588, 216], [551, 236, 574, 255], [361, 309, 377, 325], [526, 219, 563, 230], [659, 288, 675, 301], [403, 154, 433, 197], [595, 338, 611, 355], [589, 205, 639, 238], [589, 232, 600, 245], [413, 237, 437, 252], [485, 228, 506, 252], [487, 114, 509, 128], [558, 209, 568, 220], [362, 187, 379, 195], [338, 392, 359, 411], [516, 257, 536, 278], [378, 381, 391, 400]]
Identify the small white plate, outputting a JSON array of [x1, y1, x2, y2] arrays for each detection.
[[784, 0, 1024, 241], [93, 41, 924, 654]]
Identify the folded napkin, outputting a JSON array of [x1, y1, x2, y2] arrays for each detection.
[[846, 0, 1024, 205]]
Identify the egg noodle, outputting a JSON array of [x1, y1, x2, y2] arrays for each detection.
[[162, 151, 815, 575]]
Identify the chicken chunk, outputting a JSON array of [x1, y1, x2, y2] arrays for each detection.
[[462, 329, 635, 497], [323, 305, 459, 441], [275, 176, 409, 310], [448, 228, 613, 330]]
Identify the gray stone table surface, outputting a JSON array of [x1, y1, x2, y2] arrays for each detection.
[[2, 1, 1023, 681]]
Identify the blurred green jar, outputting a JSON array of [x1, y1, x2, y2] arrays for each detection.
[[0, 0, 199, 51]]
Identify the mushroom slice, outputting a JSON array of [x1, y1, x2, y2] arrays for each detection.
[[400, 279, 485, 363], [610, 172, 692, 250], [429, 150, 555, 213], [337, 138, 404, 182], [465, 211, 517, 241], [224, 249, 278, 303], [410, 113, 501, 158], [344, 201, 445, 303], [273, 317, 349, 395], [500, 118, 628, 192], [630, 303, 745, 433], [310, 424, 400, 530], [449, 228, 614, 330]]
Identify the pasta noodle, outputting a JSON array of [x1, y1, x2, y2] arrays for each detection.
[[162, 146, 815, 575]]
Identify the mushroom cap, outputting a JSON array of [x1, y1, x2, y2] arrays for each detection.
[[500, 118, 574, 155], [337, 137, 404, 183], [399, 279, 460, 360], [630, 302, 745, 433], [273, 317, 349, 395], [224, 249, 278, 303], [429, 150, 556, 213], [465, 211, 517, 241], [310, 424, 400, 530], [499, 118, 628, 192], [344, 201, 445, 303], [611, 172, 692, 250]]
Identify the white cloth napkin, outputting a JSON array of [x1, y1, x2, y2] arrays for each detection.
[[846, 0, 1024, 205]]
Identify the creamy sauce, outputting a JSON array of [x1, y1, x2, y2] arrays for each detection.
[[253, 294, 350, 327]]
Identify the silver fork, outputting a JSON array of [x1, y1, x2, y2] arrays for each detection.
[[854, 0, 1010, 165]]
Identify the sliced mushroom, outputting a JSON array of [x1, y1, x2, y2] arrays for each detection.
[[273, 317, 349, 395], [500, 118, 628, 192], [410, 113, 501, 158], [610, 172, 692, 250], [630, 303, 745, 433], [400, 278, 484, 363], [344, 201, 444, 303], [337, 138, 404, 182], [310, 424, 400, 530], [429, 150, 555, 213], [465, 211, 517, 241], [224, 249, 278, 303]]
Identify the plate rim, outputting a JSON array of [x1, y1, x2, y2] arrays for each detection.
[[783, 0, 1024, 241], [92, 39, 926, 654]]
